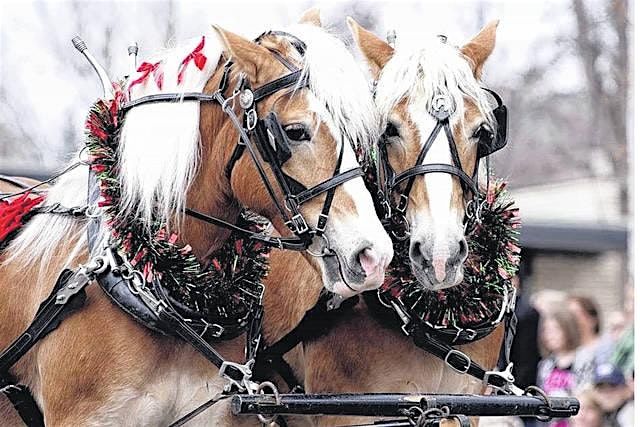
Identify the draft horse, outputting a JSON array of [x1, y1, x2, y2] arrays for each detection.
[[303, 19, 513, 426], [0, 12, 392, 426]]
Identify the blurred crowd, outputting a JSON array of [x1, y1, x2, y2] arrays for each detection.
[[490, 279, 634, 427], [530, 285, 634, 427]]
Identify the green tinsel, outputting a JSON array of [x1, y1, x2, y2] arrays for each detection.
[[84, 88, 270, 331], [380, 180, 521, 331], [359, 142, 521, 335]]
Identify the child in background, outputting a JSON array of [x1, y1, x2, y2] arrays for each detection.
[[537, 309, 581, 427]]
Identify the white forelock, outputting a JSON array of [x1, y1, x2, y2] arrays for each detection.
[[375, 33, 494, 132]]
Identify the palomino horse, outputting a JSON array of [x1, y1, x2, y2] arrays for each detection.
[[296, 19, 508, 426], [0, 12, 392, 426]]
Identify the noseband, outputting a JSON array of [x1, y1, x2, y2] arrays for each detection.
[[122, 31, 364, 251], [375, 88, 507, 230]]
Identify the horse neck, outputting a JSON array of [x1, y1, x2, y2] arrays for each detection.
[[180, 66, 241, 259], [261, 250, 322, 344]]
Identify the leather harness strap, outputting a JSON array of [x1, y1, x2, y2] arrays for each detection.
[[0, 374, 44, 427], [254, 291, 359, 391]]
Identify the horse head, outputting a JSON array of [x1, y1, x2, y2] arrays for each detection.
[[349, 18, 504, 291], [121, 12, 392, 298]]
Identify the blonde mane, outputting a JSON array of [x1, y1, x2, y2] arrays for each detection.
[[284, 24, 379, 154], [119, 35, 223, 227]]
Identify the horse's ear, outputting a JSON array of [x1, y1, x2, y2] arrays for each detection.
[[460, 20, 499, 79], [211, 25, 272, 83], [299, 7, 322, 26], [347, 16, 393, 79]]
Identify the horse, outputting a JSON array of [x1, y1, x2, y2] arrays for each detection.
[[0, 10, 392, 426], [289, 19, 510, 426]]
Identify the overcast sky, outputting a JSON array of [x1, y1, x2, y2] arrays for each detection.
[[0, 0, 589, 170]]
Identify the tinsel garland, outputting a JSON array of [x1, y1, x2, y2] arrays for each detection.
[[84, 87, 270, 330], [360, 146, 521, 335], [380, 180, 521, 332]]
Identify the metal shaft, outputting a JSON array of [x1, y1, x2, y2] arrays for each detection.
[[71, 36, 113, 98], [231, 393, 579, 419]]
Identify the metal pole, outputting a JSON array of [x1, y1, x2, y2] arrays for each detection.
[[231, 393, 579, 419]]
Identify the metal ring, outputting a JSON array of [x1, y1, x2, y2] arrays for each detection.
[[391, 215, 410, 241], [85, 204, 102, 218], [256, 381, 280, 424], [524, 385, 552, 422], [246, 109, 257, 131], [306, 233, 331, 257]]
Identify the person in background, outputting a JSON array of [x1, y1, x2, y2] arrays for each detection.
[[568, 294, 613, 392], [571, 388, 605, 427], [610, 281, 633, 378], [537, 309, 581, 427], [591, 363, 634, 427]]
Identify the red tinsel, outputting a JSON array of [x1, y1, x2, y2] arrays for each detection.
[[0, 193, 45, 242]]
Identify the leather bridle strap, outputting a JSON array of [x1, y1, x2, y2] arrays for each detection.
[[293, 167, 363, 205], [183, 208, 308, 251], [389, 117, 478, 214], [252, 70, 305, 102], [393, 164, 478, 197]]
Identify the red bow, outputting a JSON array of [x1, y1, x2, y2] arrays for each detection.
[[177, 36, 207, 85], [129, 61, 164, 91]]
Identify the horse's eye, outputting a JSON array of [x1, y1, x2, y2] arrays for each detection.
[[473, 123, 495, 142], [284, 124, 311, 142], [384, 122, 400, 140]]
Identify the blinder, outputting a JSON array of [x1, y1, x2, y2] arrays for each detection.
[[477, 88, 508, 158], [254, 112, 292, 167]]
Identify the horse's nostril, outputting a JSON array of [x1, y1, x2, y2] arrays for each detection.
[[358, 247, 380, 277], [410, 241, 422, 261], [455, 238, 469, 263]]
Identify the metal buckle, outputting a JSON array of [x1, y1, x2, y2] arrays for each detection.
[[219, 360, 255, 393], [396, 194, 409, 213], [483, 362, 524, 396], [246, 108, 257, 131], [290, 213, 309, 235], [444, 349, 472, 374], [316, 213, 328, 233]]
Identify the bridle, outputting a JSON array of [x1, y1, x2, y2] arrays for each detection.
[[122, 31, 364, 252], [374, 88, 508, 233]]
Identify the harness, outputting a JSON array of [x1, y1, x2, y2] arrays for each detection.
[[0, 30, 365, 426], [127, 31, 364, 250], [375, 88, 507, 228]]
